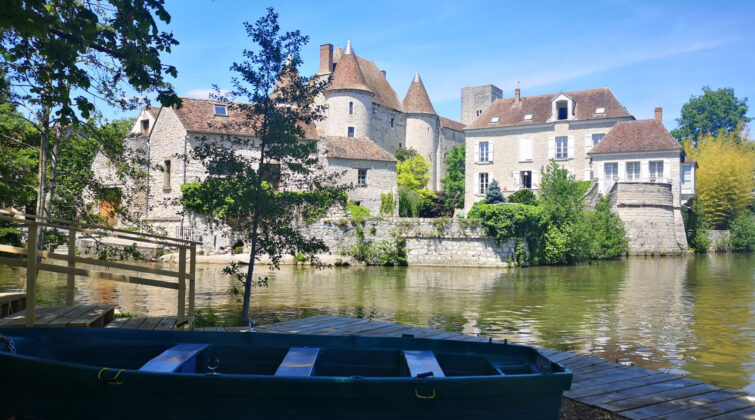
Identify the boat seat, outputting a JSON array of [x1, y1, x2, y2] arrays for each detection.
[[275, 347, 319, 376], [139, 343, 209, 373], [403, 350, 445, 378]]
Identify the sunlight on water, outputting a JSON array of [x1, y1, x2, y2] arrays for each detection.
[[1, 253, 753, 391]]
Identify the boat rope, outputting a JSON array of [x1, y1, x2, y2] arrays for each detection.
[[0, 334, 16, 354], [97, 367, 126, 385]]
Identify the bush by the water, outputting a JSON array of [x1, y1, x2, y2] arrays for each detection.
[[730, 212, 755, 251], [341, 224, 406, 266]]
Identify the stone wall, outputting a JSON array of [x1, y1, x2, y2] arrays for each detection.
[[326, 158, 397, 216]]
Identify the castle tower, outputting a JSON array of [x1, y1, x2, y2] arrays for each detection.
[[461, 84, 502, 125], [403, 72, 440, 191], [324, 40, 373, 139]]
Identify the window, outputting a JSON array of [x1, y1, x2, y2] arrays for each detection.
[[521, 171, 532, 189], [357, 169, 367, 186], [398, 142, 402, 148], [557, 101, 568, 120], [556, 136, 568, 159], [163, 160, 171, 189], [490, 117, 499, 123], [261, 163, 281, 192], [649, 161, 663, 181], [604, 163, 618, 180], [140, 119, 149, 135], [214, 105, 228, 117], [524, 114, 533, 121], [390, 118, 394, 128], [681, 165, 692, 188], [347, 127, 355, 138], [349, 101, 354, 115], [476, 109, 482, 117], [626, 162, 640, 181], [595, 107, 605, 114], [479, 142, 489, 162], [479, 173, 489, 194], [592, 133, 605, 146]]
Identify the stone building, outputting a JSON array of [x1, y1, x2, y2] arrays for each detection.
[[314, 41, 465, 191], [462, 87, 634, 210]]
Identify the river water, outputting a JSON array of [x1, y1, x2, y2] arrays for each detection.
[[1, 253, 753, 392]]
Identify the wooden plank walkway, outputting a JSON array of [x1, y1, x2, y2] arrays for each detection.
[[249, 315, 755, 420], [104, 315, 179, 330], [0, 304, 115, 327], [0, 292, 26, 317]]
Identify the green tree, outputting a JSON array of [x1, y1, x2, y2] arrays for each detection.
[[539, 160, 584, 228], [729, 212, 755, 252], [1, 0, 180, 245], [485, 179, 505, 204], [394, 147, 418, 162], [508, 189, 537, 206], [671, 87, 750, 143], [440, 144, 465, 210], [181, 9, 345, 324], [397, 154, 431, 191]]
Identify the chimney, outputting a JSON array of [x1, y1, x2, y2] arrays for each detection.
[[380, 70, 386, 78], [654, 107, 662, 123], [514, 88, 521, 105], [319, 44, 333, 74]]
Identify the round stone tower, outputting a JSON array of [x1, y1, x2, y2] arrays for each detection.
[[324, 40, 373, 139], [403, 72, 440, 190]]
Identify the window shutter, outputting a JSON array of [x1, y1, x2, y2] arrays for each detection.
[[548, 137, 555, 159], [474, 172, 479, 195], [567, 168, 575, 178], [641, 161, 649, 181], [617, 161, 625, 181], [568, 136, 575, 158], [663, 159, 670, 182], [532, 170, 539, 188], [584, 134, 592, 155], [489, 142, 494, 163], [583, 167, 592, 181], [474, 145, 479, 163], [519, 139, 526, 162], [512, 171, 520, 190]]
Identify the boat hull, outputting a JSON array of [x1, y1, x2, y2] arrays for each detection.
[[0, 328, 571, 419]]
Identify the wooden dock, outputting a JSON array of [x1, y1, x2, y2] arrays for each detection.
[[249, 315, 755, 420]]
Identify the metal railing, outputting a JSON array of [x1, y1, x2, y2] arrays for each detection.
[[0, 211, 201, 327]]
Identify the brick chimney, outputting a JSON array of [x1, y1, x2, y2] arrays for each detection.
[[514, 88, 521, 106], [319, 44, 333, 74], [380, 70, 386, 78], [654, 107, 662, 123]]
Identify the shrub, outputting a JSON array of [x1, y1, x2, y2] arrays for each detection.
[[398, 186, 425, 217], [683, 199, 710, 253], [485, 180, 505, 204], [346, 202, 370, 219], [380, 193, 396, 216], [507, 189, 537, 206], [730, 212, 755, 251]]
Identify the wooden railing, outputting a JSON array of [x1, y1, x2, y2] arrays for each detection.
[[0, 212, 201, 327]]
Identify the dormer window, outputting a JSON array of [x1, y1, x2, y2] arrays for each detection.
[[214, 104, 228, 117], [490, 117, 499, 123], [524, 114, 533, 121], [595, 107, 605, 114], [557, 101, 568, 120]]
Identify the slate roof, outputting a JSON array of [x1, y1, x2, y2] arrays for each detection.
[[326, 41, 372, 94], [173, 97, 318, 139], [466, 88, 631, 129], [439, 116, 465, 132], [589, 119, 682, 154], [323, 137, 396, 162], [403, 72, 436, 114], [332, 47, 402, 111]]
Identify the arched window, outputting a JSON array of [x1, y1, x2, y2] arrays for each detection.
[[349, 101, 353, 115]]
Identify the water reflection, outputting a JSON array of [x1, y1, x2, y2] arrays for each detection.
[[1, 253, 753, 391]]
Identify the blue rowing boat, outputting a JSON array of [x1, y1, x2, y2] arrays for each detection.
[[0, 327, 571, 419]]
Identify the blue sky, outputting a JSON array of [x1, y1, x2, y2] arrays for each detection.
[[128, 0, 755, 129]]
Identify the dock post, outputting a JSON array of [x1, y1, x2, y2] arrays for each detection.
[[25, 222, 38, 327], [66, 228, 76, 306], [189, 243, 196, 318], [177, 247, 186, 326]]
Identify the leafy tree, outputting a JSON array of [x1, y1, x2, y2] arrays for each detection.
[[397, 154, 431, 191], [683, 128, 755, 228], [485, 179, 505, 204], [584, 196, 628, 258], [671, 87, 750, 143], [394, 147, 418, 162], [440, 144, 465, 210], [508, 189, 537, 206], [1, 0, 180, 245], [539, 160, 584, 228], [683, 198, 710, 253], [398, 186, 424, 217], [181, 9, 345, 324], [729, 212, 755, 252]]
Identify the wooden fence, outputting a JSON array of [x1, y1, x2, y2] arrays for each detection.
[[0, 212, 201, 327]]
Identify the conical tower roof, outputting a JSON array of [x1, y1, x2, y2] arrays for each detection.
[[326, 40, 372, 93], [402, 72, 436, 114]]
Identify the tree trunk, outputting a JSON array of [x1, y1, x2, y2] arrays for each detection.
[[242, 216, 259, 325], [34, 109, 50, 248]]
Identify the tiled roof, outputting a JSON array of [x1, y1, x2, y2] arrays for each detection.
[[147, 107, 160, 118], [403, 72, 436, 114], [173, 97, 318, 139], [466, 88, 631, 129], [323, 136, 396, 162], [326, 42, 372, 94], [439, 116, 465, 132], [333, 48, 402, 111], [589, 119, 682, 154]]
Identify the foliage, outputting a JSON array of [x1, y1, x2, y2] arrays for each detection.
[[394, 147, 418, 162], [484, 179, 505, 204], [671, 87, 750, 143], [346, 202, 370, 219], [380, 193, 395, 216], [342, 226, 406, 266], [683, 198, 710, 254], [729, 212, 755, 252], [683, 128, 755, 228], [440, 144, 465, 210], [397, 154, 431, 191], [538, 160, 584, 228], [181, 9, 346, 324], [398, 186, 424, 217], [583, 196, 629, 259], [507, 189, 537, 206], [419, 191, 455, 218], [468, 202, 548, 252]]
